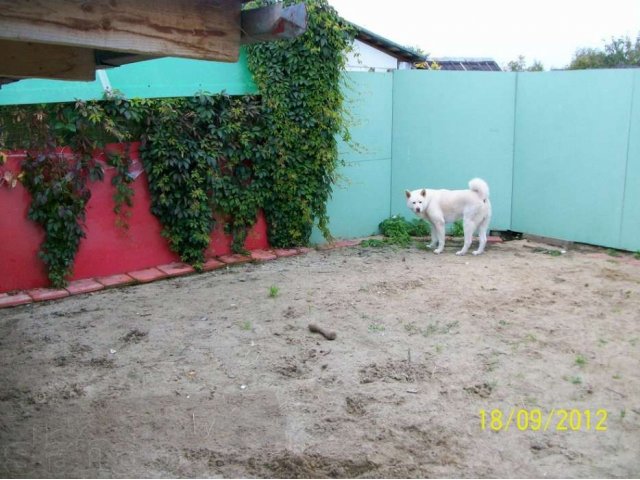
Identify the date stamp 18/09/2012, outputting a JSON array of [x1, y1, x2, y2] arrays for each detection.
[[479, 408, 608, 432]]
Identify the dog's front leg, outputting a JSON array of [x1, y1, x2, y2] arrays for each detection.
[[426, 221, 437, 249], [432, 219, 446, 254]]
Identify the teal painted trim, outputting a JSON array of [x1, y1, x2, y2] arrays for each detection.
[[0, 48, 256, 105], [0, 78, 105, 105]]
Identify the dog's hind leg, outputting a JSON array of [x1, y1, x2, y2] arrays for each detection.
[[456, 219, 475, 256], [472, 216, 490, 255]]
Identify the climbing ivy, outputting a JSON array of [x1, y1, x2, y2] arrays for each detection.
[[0, 94, 135, 286], [106, 148, 135, 230], [20, 152, 91, 287], [246, 0, 355, 247], [132, 94, 267, 267], [208, 95, 268, 253], [0, 0, 355, 283]]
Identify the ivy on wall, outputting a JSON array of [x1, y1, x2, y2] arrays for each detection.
[[20, 152, 92, 288], [0, 97, 134, 287], [134, 94, 266, 268], [0, 0, 354, 285], [246, 0, 355, 247]]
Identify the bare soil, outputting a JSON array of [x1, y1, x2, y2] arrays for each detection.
[[1, 239, 639, 478]]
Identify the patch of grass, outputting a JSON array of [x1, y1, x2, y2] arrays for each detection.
[[368, 322, 386, 333], [598, 338, 608, 346], [268, 285, 279, 298], [240, 320, 252, 331], [612, 373, 622, 380], [530, 247, 563, 256], [575, 354, 587, 367], [606, 248, 621, 257], [634, 250, 640, 260], [360, 238, 387, 248], [442, 320, 460, 334], [569, 375, 582, 385], [620, 409, 626, 420], [422, 323, 440, 337], [422, 320, 459, 337], [404, 322, 420, 335], [405, 320, 459, 338]]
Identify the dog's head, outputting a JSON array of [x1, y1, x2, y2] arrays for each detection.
[[405, 189, 428, 215]]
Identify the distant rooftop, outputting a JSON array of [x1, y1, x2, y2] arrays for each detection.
[[350, 23, 428, 64], [431, 57, 502, 72], [348, 23, 500, 71]]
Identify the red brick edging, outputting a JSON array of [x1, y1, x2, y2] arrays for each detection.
[[0, 236, 511, 309], [0, 243, 342, 309]]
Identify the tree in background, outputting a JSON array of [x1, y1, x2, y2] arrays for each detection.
[[568, 33, 640, 69], [505, 55, 544, 72]]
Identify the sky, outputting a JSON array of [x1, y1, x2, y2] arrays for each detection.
[[326, 0, 640, 70]]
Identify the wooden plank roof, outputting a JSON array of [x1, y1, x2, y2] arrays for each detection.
[[0, 0, 306, 86]]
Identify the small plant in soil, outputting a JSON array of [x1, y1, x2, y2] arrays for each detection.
[[368, 322, 386, 333]]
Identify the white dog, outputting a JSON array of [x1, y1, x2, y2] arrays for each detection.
[[405, 178, 492, 255]]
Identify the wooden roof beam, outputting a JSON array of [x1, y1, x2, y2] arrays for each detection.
[[0, 39, 96, 81], [0, 1, 308, 83], [0, 0, 242, 62]]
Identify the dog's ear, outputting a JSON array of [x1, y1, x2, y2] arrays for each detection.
[[420, 189, 426, 197], [405, 190, 411, 199]]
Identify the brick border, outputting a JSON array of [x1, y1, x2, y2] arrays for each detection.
[[0, 236, 517, 309]]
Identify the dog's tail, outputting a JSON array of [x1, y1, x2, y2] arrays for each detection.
[[469, 178, 490, 201]]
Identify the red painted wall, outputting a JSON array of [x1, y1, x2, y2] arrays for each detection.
[[0, 143, 268, 292]]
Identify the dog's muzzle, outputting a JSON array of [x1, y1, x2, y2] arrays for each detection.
[[415, 208, 420, 213]]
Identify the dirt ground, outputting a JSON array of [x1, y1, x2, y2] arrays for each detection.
[[1, 238, 639, 478]]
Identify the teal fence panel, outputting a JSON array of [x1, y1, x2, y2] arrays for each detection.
[[511, 69, 635, 249], [390, 70, 516, 230], [619, 71, 640, 252], [311, 72, 393, 242], [0, 49, 256, 105]]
